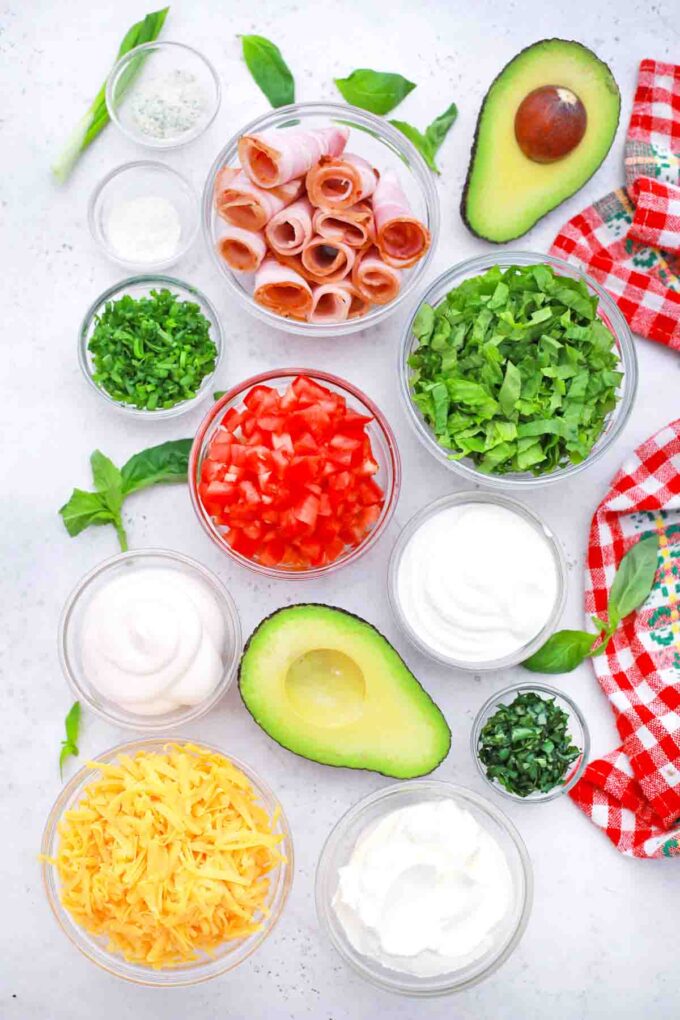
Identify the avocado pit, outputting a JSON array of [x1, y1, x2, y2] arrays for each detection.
[[514, 85, 587, 164]]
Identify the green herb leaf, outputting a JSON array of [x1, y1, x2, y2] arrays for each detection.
[[241, 34, 295, 108], [523, 630, 598, 673], [52, 7, 169, 183], [607, 533, 659, 628], [59, 702, 81, 777], [389, 120, 437, 171], [213, 390, 227, 401], [121, 438, 192, 495], [91, 450, 123, 495], [424, 101, 458, 153], [59, 489, 116, 537], [334, 68, 416, 115], [390, 101, 458, 173]]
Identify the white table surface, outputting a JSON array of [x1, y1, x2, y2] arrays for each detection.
[[2, 1, 679, 1017]]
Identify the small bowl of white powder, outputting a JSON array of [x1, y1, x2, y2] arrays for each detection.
[[88, 161, 199, 269], [316, 782, 532, 995], [106, 41, 220, 148]]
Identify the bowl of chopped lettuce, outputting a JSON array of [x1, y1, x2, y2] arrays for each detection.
[[400, 253, 637, 487]]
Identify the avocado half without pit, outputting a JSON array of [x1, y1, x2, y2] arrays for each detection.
[[461, 38, 621, 243], [238, 604, 451, 778]]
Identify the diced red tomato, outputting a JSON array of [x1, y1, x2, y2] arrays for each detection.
[[198, 375, 386, 570]]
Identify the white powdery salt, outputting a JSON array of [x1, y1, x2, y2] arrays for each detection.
[[130, 69, 208, 140], [105, 196, 182, 264]]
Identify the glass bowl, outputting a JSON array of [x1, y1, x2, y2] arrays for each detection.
[[315, 780, 532, 996], [202, 101, 440, 336], [471, 681, 590, 803], [78, 274, 223, 419], [40, 738, 293, 986], [58, 549, 242, 732], [106, 41, 221, 149], [388, 490, 567, 671], [189, 368, 401, 578], [88, 161, 199, 270], [399, 251, 637, 489]]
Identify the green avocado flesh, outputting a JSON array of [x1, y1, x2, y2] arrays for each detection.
[[462, 39, 621, 242], [238, 604, 451, 778]]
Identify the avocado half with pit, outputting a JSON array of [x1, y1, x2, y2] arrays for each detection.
[[238, 604, 451, 778], [461, 38, 621, 243]]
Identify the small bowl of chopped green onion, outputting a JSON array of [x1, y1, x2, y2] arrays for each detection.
[[400, 252, 637, 488], [78, 275, 223, 419], [471, 682, 589, 803]]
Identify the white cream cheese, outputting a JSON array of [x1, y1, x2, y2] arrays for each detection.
[[332, 799, 514, 977], [396, 500, 559, 663], [80, 568, 225, 715]]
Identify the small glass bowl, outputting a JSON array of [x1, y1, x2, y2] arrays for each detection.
[[88, 161, 199, 270], [388, 490, 567, 671], [78, 274, 223, 419], [315, 781, 532, 996], [189, 368, 401, 578], [202, 101, 440, 336], [106, 41, 221, 149], [399, 251, 637, 489], [471, 681, 590, 803], [41, 738, 293, 986], [58, 549, 241, 732]]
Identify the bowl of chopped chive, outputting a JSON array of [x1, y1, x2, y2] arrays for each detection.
[[400, 252, 637, 488], [78, 275, 223, 419], [471, 682, 589, 803]]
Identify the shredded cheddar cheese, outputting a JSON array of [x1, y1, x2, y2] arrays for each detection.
[[46, 744, 284, 968]]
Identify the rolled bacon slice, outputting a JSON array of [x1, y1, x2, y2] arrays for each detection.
[[265, 197, 314, 256], [216, 222, 267, 273], [238, 126, 349, 189], [307, 283, 353, 324], [352, 246, 402, 305], [214, 167, 303, 232], [313, 202, 375, 249], [254, 257, 313, 320], [301, 235, 355, 283], [305, 153, 378, 211], [372, 168, 430, 268], [335, 280, 371, 319]]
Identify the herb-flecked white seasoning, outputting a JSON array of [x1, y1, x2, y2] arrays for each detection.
[[130, 69, 208, 139]]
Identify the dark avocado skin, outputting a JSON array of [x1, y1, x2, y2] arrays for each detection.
[[237, 603, 452, 779], [460, 38, 621, 243]]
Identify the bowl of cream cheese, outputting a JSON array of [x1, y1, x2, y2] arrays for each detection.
[[315, 782, 532, 995], [388, 490, 567, 670], [58, 548, 241, 731]]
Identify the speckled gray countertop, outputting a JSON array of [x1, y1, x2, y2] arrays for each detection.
[[2, 1, 679, 1017]]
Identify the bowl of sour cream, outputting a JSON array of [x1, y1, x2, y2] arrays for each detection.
[[58, 549, 241, 731], [315, 781, 532, 996], [388, 491, 566, 670]]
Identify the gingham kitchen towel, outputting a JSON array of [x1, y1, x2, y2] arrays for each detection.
[[570, 418, 680, 858], [551, 60, 680, 351]]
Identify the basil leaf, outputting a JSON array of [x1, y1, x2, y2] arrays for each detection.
[[607, 533, 659, 628], [424, 101, 458, 153], [390, 101, 458, 174], [59, 489, 115, 536], [91, 450, 122, 495], [241, 34, 295, 108], [335, 69, 416, 115], [121, 439, 192, 495], [59, 702, 81, 777], [523, 630, 597, 673], [389, 120, 437, 172]]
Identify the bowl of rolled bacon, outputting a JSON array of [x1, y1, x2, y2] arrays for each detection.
[[202, 102, 440, 334]]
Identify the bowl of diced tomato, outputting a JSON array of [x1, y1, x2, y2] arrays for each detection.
[[189, 370, 401, 576]]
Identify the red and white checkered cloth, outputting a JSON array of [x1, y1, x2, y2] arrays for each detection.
[[570, 418, 680, 858], [551, 60, 680, 351]]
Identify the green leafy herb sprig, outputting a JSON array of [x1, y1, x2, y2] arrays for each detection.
[[524, 532, 659, 674], [334, 69, 416, 115], [88, 288, 217, 412], [389, 102, 458, 174], [478, 692, 580, 797], [52, 7, 169, 183], [409, 263, 623, 475], [60, 702, 81, 777], [241, 35, 295, 108], [59, 439, 192, 551]]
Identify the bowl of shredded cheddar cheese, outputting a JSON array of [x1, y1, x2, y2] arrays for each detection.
[[40, 740, 293, 985]]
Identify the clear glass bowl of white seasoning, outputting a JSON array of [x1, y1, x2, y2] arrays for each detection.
[[58, 548, 241, 732], [388, 491, 567, 671], [472, 682, 590, 803], [88, 161, 199, 270], [106, 41, 221, 149], [315, 781, 533, 996]]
